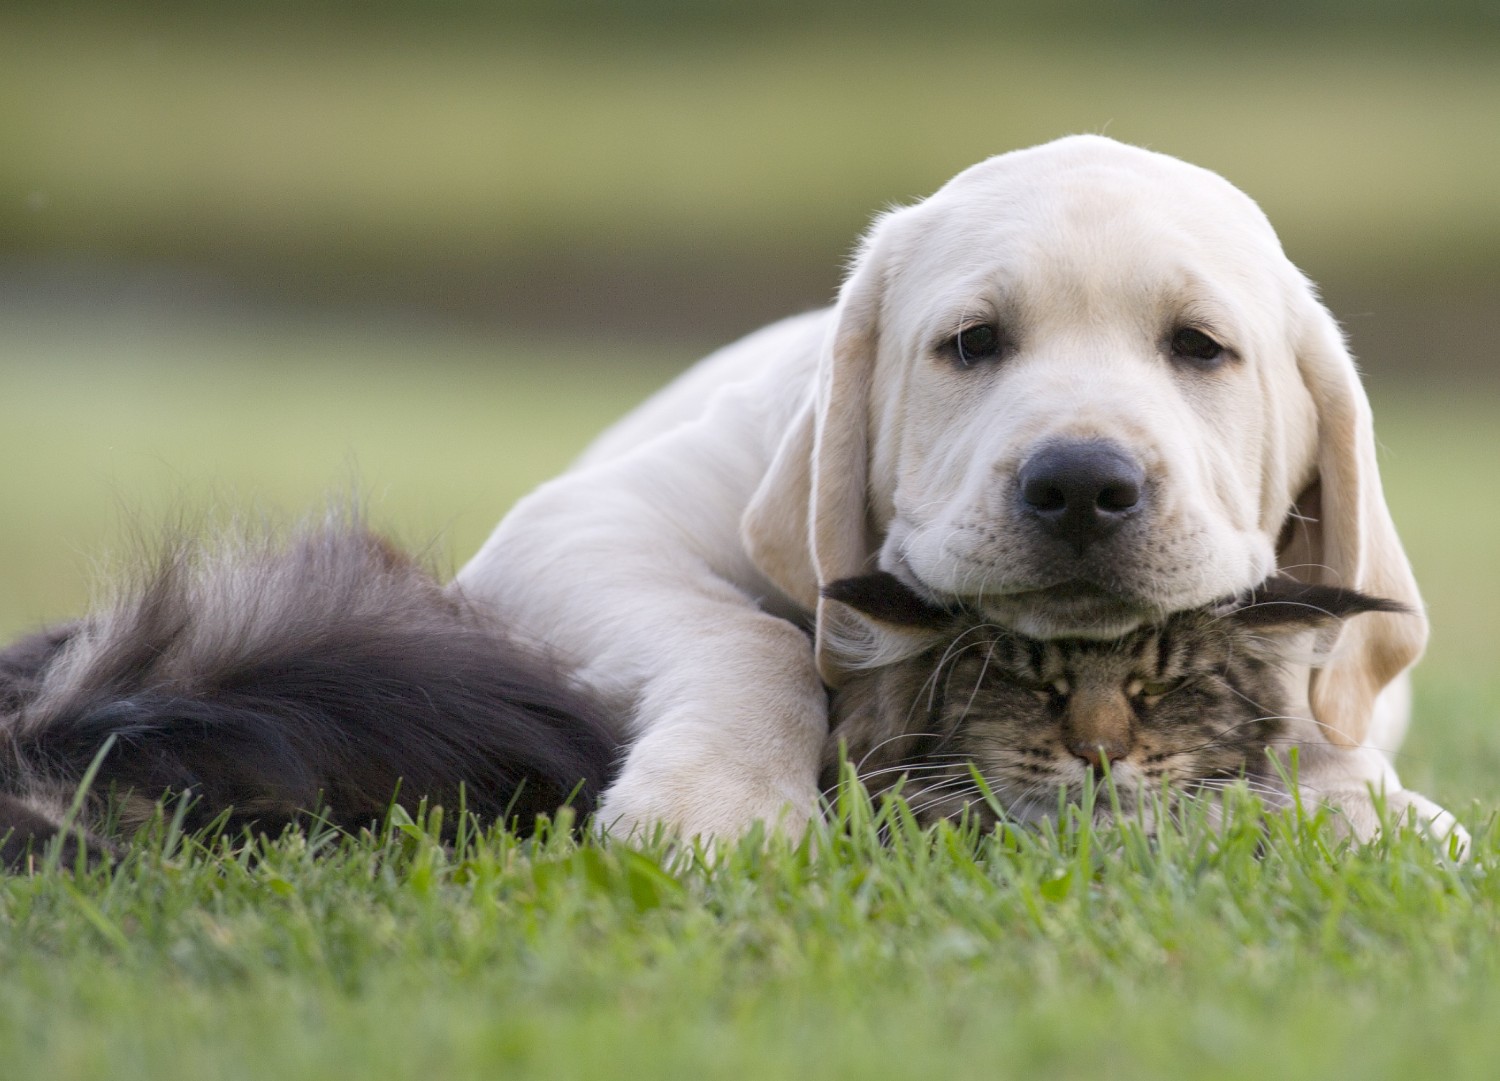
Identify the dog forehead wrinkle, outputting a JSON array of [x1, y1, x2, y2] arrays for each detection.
[[899, 161, 1286, 327]]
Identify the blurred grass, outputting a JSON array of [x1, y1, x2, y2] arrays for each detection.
[[1366, 391, 1500, 808], [0, 311, 686, 636], [3, 15, 1499, 288]]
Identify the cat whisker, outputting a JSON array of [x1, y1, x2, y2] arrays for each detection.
[[821, 761, 971, 802], [849, 730, 956, 773], [1209, 675, 1403, 747], [904, 779, 986, 818], [954, 639, 1001, 725], [1207, 677, 1393, 749], [832, 761, 969, 789], [909, 633, 994, 729], [1148, 713, 1300, 760], [1187, 775, 1287, 799], [1003, 778, 1066, 824], [932, 637, 994, 711]]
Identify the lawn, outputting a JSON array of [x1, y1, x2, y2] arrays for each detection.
[[1, 302, 1498, 1079], [1, 796, 1495, 1081]]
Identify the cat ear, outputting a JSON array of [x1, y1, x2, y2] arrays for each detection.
[[822, 572, 957, 628], [819, 572, 960, 672], [1223, 576, 1409, 636]]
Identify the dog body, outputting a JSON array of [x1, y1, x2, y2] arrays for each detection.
[[458, 135, 1457, 842]]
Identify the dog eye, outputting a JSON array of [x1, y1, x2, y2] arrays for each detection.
[[1169, 327, 1228, 369], [946, 323, 1006, 367]]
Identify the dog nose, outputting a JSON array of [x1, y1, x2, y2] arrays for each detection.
[[1018, 441, 1145, 551]]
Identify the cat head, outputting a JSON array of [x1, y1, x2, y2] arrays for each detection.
[[821, 572, 1408, 824]]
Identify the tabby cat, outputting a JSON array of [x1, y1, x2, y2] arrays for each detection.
[[821, 572, 1404, 826]]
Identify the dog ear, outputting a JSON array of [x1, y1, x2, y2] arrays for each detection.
[[741, 391, 820, 611], [742, 209, 907, 684], [1278, 294, 1428, 745]]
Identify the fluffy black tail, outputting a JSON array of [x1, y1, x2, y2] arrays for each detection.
[[0, 519, 617, 868]]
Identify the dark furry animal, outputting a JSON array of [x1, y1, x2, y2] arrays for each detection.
[[0, 521, 618, 869], [823, 572, 1404, 826]]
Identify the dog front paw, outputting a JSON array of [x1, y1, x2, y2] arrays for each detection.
[[595, 764, 819, 844], [1321, 787, 1470, 859]]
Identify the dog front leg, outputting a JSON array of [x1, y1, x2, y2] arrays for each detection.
[[592, 608, 829, 842], [458, 467, 829, 843]]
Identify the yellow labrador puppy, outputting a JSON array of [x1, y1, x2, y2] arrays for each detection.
[[458, 135, 1460, 844]]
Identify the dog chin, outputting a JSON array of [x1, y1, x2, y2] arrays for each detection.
[[895, 563, 1156, 639], [985, 588, 1154, 640]]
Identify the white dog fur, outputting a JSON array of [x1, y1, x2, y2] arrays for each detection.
[[457, 135, 1462, 846]]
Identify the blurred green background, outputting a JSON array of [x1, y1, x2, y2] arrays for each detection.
[[0, 3, 1495, 805]]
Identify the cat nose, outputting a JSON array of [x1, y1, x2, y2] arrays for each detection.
[[1018, 441, 1145, 552], [1069, 739, 1130, 770]]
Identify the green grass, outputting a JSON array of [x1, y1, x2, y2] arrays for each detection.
[[1, 796, 1494, 1081], [2, 305, 1498, 1078]]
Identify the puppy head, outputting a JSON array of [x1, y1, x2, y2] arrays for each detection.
[[744, 135, 1423, 745]]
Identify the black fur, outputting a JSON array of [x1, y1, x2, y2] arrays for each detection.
[[822, 571, 954, 628], [1232, 576, 1410, 628], [0, 520, 618, 868], [0, 792, 111, 871], [0, 624, 76, 711]]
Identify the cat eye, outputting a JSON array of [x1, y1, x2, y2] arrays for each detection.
[[1168, 326, 1229, 370], [942, 323, 1009, 367], [1018, 677, 1069, 702], [1133, 678, 1182, 699]]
